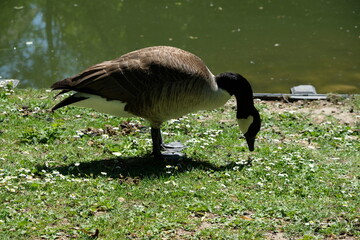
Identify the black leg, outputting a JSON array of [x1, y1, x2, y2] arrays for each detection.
[[151, 127, 163, 159], [151, 127, 185, 160]]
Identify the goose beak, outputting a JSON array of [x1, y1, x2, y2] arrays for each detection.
[[245, 134, 255, 151]]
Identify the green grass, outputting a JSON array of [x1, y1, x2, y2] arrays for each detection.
[[0, 87, 359, 239]]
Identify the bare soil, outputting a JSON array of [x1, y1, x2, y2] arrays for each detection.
[[258, 98, 359, 126]]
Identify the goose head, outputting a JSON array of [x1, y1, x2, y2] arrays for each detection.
[[216, 72, 261, 151]]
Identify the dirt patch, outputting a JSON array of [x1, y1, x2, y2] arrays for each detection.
[[78, 121, 145, 137], [265, 232, 359, 240], [258, 98, 359, 126], [265, 232, 288, 240]]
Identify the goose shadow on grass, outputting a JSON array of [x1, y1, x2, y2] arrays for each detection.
[[36, 154, 252, 179]]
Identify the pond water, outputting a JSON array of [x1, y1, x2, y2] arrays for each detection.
[[1, 0, 359, 93]]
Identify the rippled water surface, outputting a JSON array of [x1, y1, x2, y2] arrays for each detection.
[[1, 0, 359, 93]]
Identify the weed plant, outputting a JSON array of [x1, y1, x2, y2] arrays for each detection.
[[0, 88, 359, 239]]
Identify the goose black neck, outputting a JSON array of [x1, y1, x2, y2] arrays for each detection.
[[216, 72, 254, 108]]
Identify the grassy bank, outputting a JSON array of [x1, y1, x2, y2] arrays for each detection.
[[0, 88, 359, 239]]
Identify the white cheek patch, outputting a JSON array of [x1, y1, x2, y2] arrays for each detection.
[[237, 116, 254, 134]]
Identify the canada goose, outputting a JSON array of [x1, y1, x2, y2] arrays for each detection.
[[51, 46, 261, 159]]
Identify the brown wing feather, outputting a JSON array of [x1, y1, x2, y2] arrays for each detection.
[[51, 46, 215, 103]]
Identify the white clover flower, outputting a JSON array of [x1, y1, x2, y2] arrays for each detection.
[[101, 134, 109, 139]]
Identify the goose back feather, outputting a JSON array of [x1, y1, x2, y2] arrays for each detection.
[[52, 46, 230, 127]]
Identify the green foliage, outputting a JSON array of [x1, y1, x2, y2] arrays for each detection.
[[0, 89, 359, 239], [19, 124, 63, 144], [0, 83, 14, 99]]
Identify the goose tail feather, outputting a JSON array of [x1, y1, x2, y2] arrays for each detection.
[[51, 94, 88, 111]]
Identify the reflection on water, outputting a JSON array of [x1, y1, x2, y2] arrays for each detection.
[[0, 0, 359, 93]]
